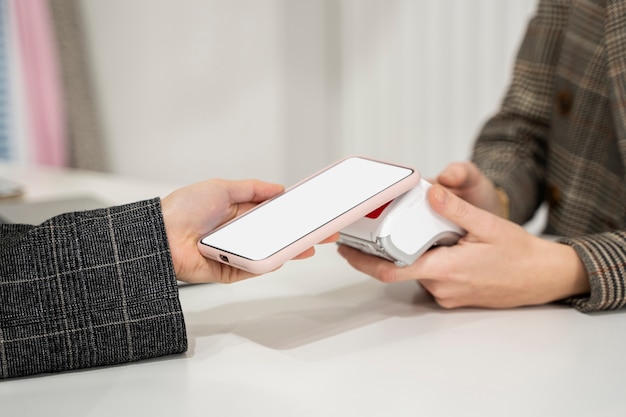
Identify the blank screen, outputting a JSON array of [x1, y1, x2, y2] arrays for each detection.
[[201, 157, 414, 260]]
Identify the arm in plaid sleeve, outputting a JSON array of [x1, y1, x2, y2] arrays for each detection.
[[471, 0, 626, 312], [558, 232, 626, 312], [0, 198, 187, 378], [472, 0, 569, 224]]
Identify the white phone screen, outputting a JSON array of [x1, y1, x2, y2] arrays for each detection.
[[200, 157, 414, 261]]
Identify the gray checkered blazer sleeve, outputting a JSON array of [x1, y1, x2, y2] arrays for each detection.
[[472, 0, 626, 312], [0, 198, 187, 379]]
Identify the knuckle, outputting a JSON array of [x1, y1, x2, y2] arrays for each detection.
[[376, 266, 400, 283], [453, 198, 471, 219], [435, 298, 458, 309], [427, 284, 461, 309]]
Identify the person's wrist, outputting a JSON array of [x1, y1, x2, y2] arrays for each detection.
[[546, 241, 590, 300], [160, 197, 185, 278], [527, 238, 590, 304]]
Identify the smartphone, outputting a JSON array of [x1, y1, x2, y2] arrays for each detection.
[[198, 156, 420, 274]]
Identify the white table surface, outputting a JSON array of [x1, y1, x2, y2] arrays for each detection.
[[1, 164, 626, 417]]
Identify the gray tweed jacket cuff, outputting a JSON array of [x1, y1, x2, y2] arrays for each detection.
[[0, 198, 187, 378]]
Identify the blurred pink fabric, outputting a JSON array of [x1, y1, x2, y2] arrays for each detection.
[[13, 0, 66, 166]]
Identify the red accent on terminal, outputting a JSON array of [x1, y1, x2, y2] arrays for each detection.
[[365, 201, 392, 219]]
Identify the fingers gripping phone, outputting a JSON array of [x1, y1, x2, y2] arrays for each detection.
[[198, 156, 420, 274]]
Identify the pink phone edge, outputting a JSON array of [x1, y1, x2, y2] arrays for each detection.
[[197, 156, 421, 274]]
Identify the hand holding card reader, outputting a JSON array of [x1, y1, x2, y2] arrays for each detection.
[[338, 179, 464, 266]]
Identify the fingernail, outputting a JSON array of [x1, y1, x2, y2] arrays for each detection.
[[433, 185, 448, 205]]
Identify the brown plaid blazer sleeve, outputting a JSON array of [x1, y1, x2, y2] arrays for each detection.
[[0, 198, 187, 378], [472, 0, 626, 312]]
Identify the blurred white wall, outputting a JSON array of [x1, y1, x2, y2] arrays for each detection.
[[80, 0, 536, 186]]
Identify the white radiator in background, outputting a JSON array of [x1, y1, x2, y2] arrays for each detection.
[[82, 0, 537, 185], [329, 0, 537, 178]]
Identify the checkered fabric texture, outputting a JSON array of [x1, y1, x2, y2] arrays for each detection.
[[0, 198, 187, 378], [472, 0, 626, 312]]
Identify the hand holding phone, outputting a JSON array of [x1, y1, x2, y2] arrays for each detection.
[[198, 156, 420, 274]]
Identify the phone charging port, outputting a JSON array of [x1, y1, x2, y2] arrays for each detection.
[[219, 254, 229, 263]]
